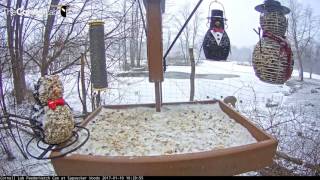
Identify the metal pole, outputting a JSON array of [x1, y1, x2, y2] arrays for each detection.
[[155, 82, 161, 112]]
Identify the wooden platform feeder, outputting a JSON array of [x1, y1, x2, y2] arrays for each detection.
[[51, 0, 277, 176], [51, 100, 277, 176]]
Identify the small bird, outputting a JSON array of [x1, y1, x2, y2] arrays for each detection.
[[223, 96, 237, 108]]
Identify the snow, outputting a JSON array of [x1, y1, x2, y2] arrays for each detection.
[[0, 124, 56, 175], [72, 103, 257, 157]]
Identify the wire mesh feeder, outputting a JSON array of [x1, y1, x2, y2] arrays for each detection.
[[253, 0, 293, 85], [252, 36, 294, 85], [203, 8, 230, 61], [260, 11, 288, 37], [203, 29, 230, 61]]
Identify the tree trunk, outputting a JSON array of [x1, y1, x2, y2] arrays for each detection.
[[189, 48, 195, 102], [135, 4, 140, 64], [6, 0, 27, 104], [41, 0, 60, 76], [11, 63, 27, 104], [96, 90, 101, 108], [123, 42, 128, 71], [185, 38, 189, 64], [80, 54, 87, 114], [297, 54, 304, 81], [91, 84, 95, 111], [129, 4, 136, 68], [137, 27, 143, 68], [123, 0, 128, 71], [294, 33, 304, 81], [309, 66, 313, 79], [136, 3, 144, 68]]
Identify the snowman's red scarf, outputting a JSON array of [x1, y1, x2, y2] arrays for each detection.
[[262, 31, 293, 81], [48, 98, 65, 110]]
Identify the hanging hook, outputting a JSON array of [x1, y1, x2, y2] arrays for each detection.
[[207, 0, 227, 23]]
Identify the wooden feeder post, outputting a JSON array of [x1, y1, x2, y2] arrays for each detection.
[[144, 0, 165, 112]]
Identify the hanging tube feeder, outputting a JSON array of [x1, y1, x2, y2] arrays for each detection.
[[89, 20, 108, 90]]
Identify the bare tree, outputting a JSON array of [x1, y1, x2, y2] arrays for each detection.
[[189, 48, 195, 101], [174, 2, 202, 64], [5, 0, 28, 104], [309, 42, 320, 79], [303, 40, 319, 79], [80, 53, 87, 114], [287, 0, 320, 81], [122, 0, 128, 71], [40, 0, 60, 76], [129, 2, 139, 68], [136, 25, 145, 68], [0, 0, 138, 113]]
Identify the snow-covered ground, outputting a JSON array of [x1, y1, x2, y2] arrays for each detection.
[[1, 60, 319, 175], [97, 60, 319, 109]]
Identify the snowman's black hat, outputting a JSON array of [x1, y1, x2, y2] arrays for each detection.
[[255, 0, 290, 15], [207, 9, 226, 20]]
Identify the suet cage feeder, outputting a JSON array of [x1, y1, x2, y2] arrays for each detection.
[[252, 35, 293, 85], [203, 2, 230, 61], [252, 0, 293, 84]]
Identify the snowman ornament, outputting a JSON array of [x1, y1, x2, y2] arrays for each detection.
[[33, 75, 75, 145], [203, 9, 230, 61], [252, 0, 294, 84]]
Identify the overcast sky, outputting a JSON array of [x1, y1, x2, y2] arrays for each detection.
[[164, 0, 320, 48]]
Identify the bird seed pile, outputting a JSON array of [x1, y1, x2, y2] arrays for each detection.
[[74, 103, 257, 156]]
